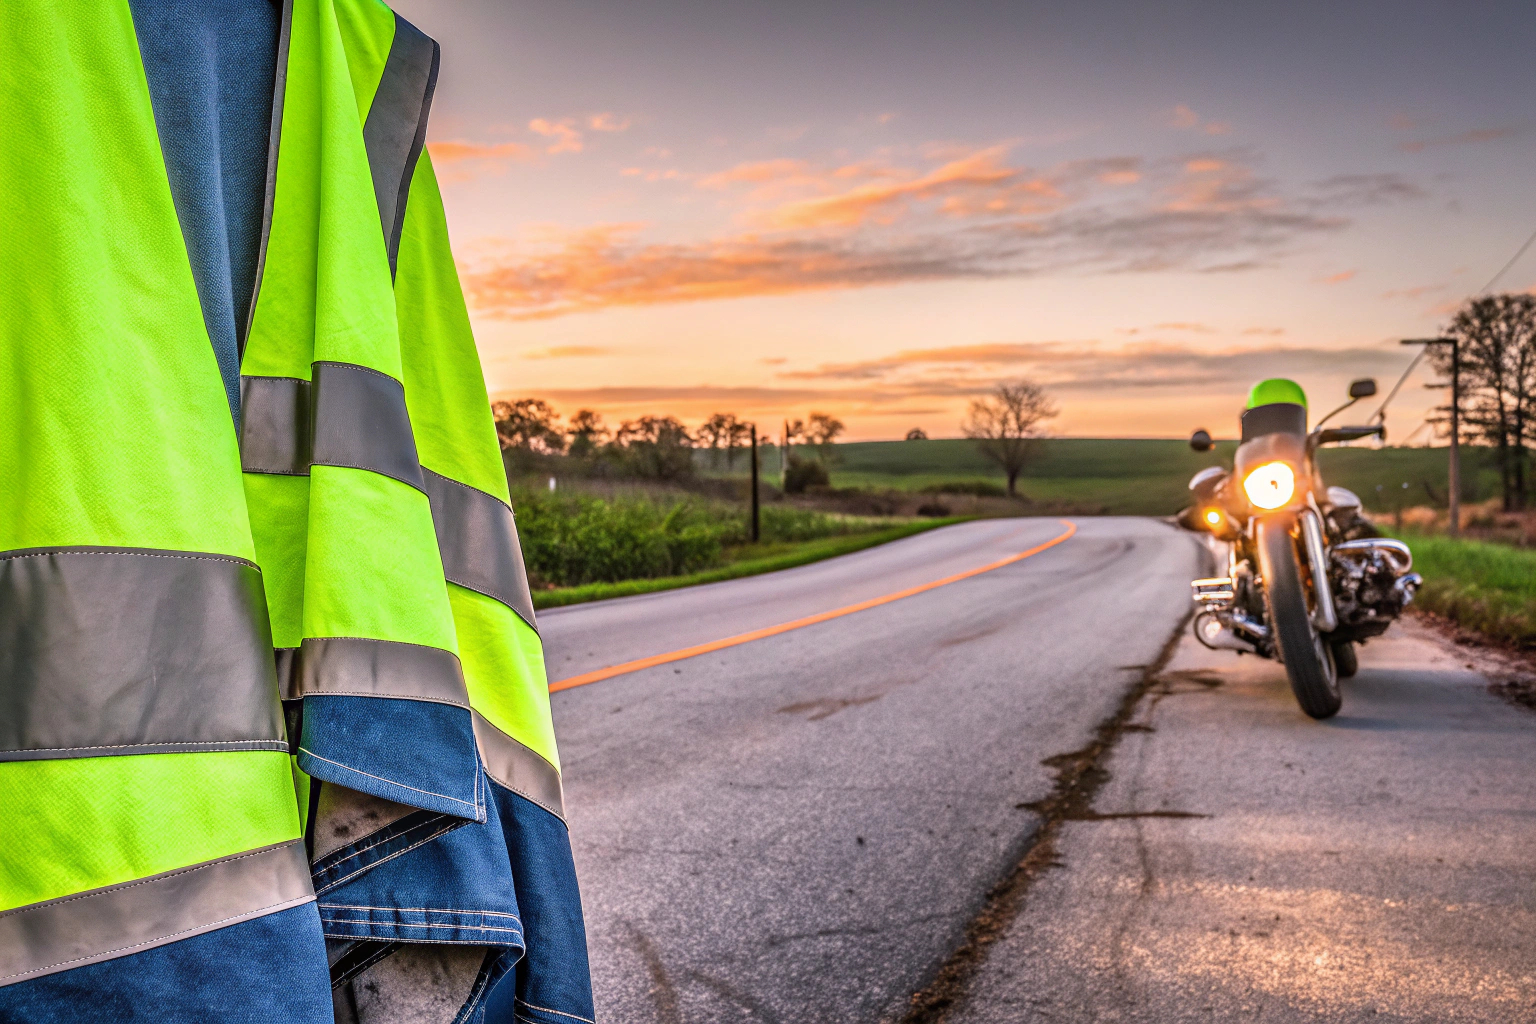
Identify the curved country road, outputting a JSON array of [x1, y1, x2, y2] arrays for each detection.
[[542, 517, 1204, 1022]]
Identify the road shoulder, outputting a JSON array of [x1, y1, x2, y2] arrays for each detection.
[[947, 618, 1536, 1023]]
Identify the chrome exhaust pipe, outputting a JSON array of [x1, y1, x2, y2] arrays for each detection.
[[1194, 610, 1258, 653], [1332, 537, 1413, 574], [1299, 509, 1338, 633]]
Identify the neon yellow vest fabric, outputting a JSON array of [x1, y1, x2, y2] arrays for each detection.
[[1, 0, 564, 989]]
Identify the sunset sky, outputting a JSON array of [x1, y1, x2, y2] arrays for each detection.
[[394, 0, 1536, 440]]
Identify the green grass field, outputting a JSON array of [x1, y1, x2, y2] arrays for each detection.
[[1394, 530, 1536, 645], [764, 438, 1501, 516]]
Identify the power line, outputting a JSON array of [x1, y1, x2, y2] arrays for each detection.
[[1477, 222, 1536, 295]]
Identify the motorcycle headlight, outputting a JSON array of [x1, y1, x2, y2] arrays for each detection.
[[1204, 509, 1223, 527], [1243, 461, 1296, 510]]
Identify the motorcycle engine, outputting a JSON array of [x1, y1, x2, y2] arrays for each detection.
[[1329, 540, 1419, 639]]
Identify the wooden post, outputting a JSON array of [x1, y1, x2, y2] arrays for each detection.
[[1448, 335, 1461, 538], [749, 423, 761, 543]]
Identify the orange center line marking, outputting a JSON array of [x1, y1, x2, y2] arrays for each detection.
[[547, 519, 1078, 694]]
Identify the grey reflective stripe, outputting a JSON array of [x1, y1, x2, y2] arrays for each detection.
[[0, 840, 313, 988], [311, 361, 424, 491], [472, 712, 564, 821], [240, 364, 426, 490], [423, 469, 538, 633], [286, 636, 469, 708], [242, 0, 292, 355], [240, 375, 311, 475], [0, 548, 286, 761], [364, 13, 438, 277]]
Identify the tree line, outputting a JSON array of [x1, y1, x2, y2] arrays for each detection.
[[491, 401, 847, 489]]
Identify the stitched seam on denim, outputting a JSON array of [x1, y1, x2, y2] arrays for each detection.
[[0, 549, 259, 570], [2, 741, 289, 754], [296, 749, 477, 811], [312, 821, 459, 896], [0, 841, 304, 923], [317, 933, 519, 948], [515, 999, 596, 1024], [310, 816, 454, 881], [318, 905, 521, 919], [321, 919, 524, 934], [0, 894, 315, 983], [309, 809, 460, 874]]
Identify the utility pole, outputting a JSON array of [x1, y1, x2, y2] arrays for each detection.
[[1402, 336, 1460, 537], [781, 419, 789, 491], [749, 423, 760, 543]]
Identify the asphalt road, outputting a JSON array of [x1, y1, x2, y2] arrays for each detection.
[[543, 517, 1205, 1022], [951, 618, 1536, 1024], [545, 518, 1536, 1022]]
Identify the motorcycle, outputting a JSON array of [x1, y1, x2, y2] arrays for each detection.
[[1177, 377, 1422, 719]]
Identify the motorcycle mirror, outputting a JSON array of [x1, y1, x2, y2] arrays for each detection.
[[1348, 378, 1377, 400], [1189, 429, 1213, 452]]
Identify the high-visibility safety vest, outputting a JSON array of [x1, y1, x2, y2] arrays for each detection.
[[1, 3, 592, 1022]]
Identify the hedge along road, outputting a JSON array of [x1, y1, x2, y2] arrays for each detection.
[[541, 517, 1204, 1022]]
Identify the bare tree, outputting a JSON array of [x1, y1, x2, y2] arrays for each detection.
[[1434, 294, 1536, 510], [962, 381, 1058, 498]]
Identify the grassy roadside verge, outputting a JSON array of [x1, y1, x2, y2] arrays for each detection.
[[1397, 530, 1536, 645], [532, 516, 971, 610]]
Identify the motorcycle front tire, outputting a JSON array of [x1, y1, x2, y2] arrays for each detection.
[[1256, 514, 1342, 719]]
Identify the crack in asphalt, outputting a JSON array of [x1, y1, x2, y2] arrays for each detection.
[[895, 612, 1193, 1024]]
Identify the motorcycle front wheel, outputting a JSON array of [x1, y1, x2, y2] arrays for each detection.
[[1256, 515, 1342, 719]]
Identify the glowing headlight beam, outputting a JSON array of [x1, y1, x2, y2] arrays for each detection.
[[1243, 461, 1296, 510], [1204, 509, 1223, 526]]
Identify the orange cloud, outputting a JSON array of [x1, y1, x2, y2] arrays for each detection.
[[587, 112, 631, 132], [463, 224, 900, 319], [1167, 105, 1231, 136], [458, 149, 1404, 320], [428, 139, 534, 164], [1399, 127, 1516, 153], [696, 159, 813, 189], [521, 345, 613, 359], [763, 146, 1061, 229], [529, 117, 583, 154], [1321, 270, 1357, 284]]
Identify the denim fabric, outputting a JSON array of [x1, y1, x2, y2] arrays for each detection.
[[313, 797, 523, 948], [298, 695, 485, 820], [0, 903, 330, 1024], [482, 784, 594, 1024], [127, 0, 278, 423], [312, 776, 593, 1024]]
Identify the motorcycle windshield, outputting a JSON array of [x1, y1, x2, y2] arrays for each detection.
[[1240, 402, 1306, 442]]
